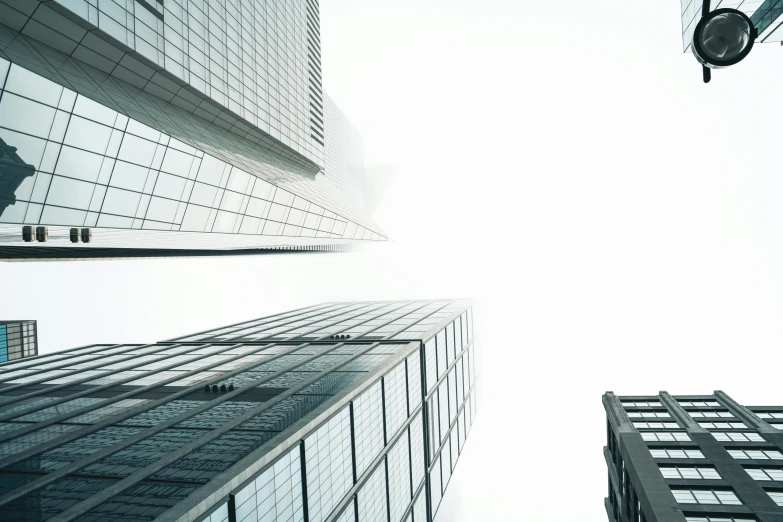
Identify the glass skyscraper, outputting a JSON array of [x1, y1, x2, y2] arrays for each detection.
[[0, 321, 37, 363], [604, 391, 783, 522], [0, 0, 385, 260], [0, 299, 477, 521]]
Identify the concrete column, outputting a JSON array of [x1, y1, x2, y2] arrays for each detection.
[[665, 391, 783, 521], [604, 392, 686, 522]]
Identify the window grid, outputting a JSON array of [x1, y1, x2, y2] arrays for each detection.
[[304, 408, 352, 522], [0, 59, 386, 248], [384, 362, 408, 439], [699, 422, 748, 429], [659, 467, 721, 479], [641, 432, 692, 442], [357, 461, 387, 522], [685, 515, 757, 522], [387, 433, 411, 522], [627, 412, 672, 419], [745, 468, 783, 481], [0, 300, 475, 522], [634, 422, 680, 429], [756, 412, 783, 419], [353, 381, 384, 478], [671, 488, 742, 505], [712, 432, 765, 443], [728, 449, 783, 460], [651, 449, 706, 459], [688, 411, 736, 418]]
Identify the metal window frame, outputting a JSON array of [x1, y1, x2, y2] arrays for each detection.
[[157, 299, 466, 522]]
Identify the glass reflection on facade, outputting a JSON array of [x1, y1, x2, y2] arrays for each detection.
[[604, 391, 783, 522], [0, 321, 37, 363], [0, 0, 385, 260], [0, 299, 477, 521]]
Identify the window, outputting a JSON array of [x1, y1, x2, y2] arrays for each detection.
[[713, 432, 765, 442], [728, 449, 783, 460], [671, 488, 742, 505], [642, 432, 691, 442], [756, 412, 783, 419], [745, 468, 783, 481], [660, 467, 721, 479], [627, 411, 671, 419], [699, 422, 747, 429], [634, 422, 679, 429], [768, 491, 783, 506], [688, 411, 735, 418], [678, 401, 721, 407], [651, 449, 705, 459], [685, 515, 756, 522], [623, 401, 662, 408]]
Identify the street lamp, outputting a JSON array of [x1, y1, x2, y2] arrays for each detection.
[[693, 4, 758, 83]]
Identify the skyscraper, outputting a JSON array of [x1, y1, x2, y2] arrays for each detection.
[[0, 320, 37, 362], [604, 391, 783, 522], [0, 0, 385, 260], [0, 299, 477, 522]]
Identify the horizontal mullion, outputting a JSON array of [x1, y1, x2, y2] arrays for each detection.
[[428, 380, 476, 471], [353, 302, 458, 342], [200, 301, 396, 343], [0, 344, 103, 371], [150, 302, 449, 522], [0, 344, 138, 384], [164, 302, 336, 341], [0, 343, 177, 405], [47, 343, 382, 522], [0, 342, 306, 468], [418, 302, 473, 345], [324, 402, 424, 522], [0, 341, 340, 508], [398, 478, 425, 522], [194, 302, 355, 342], [0, 344, 241, 423], [425, 337, 474, 402], [0, 342, 257, 439]]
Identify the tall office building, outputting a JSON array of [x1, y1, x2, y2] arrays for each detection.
[[0, 299, 477, 522], [0, 320, 37, 362], [604, 391, 783, 522], [0, 0, 385, 260]]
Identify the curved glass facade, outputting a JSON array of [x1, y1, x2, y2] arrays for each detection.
[[0, 0, 384, 259]]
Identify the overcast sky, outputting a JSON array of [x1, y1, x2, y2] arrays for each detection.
[[4, 0, 783, 520]]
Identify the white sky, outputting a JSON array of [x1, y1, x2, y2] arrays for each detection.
[[3, 0, 783, 520]]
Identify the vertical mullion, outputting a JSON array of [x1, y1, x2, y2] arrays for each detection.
[[384, 456, 391, 522], [349, 401, 357, 484], [405, 358, 414, 502], [404, 358, 410, 418], [381, 375, 390, 522], [227, 494, 237, 522], [382, 376, 387, 444], [300, 440, 310, 522], [419, 342, 433, 522], [407, 426, 414, 499]]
